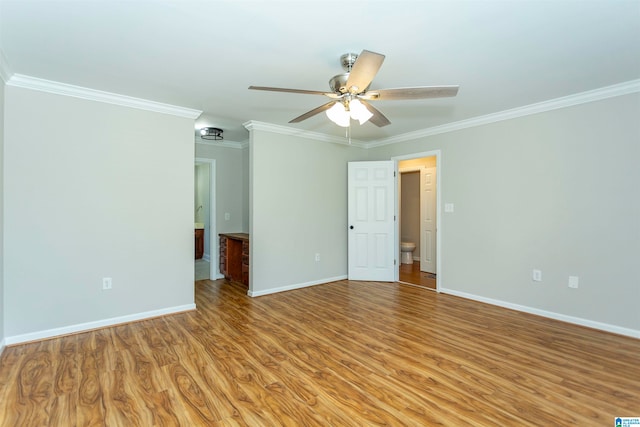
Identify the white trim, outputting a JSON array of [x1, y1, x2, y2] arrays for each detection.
[[195, 157, 217, 280], [367, 79, 640, 148], [247, 275, 348, 297], [0, 339, 5, 356], [6, 74, 202, 119], [440, 288, 640, 339], [196, 139, 249, 149], [243, 120, 367, 147], [0, 48, 12, 83], [4, 304, 196, 345]]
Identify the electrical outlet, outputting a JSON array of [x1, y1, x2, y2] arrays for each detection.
[[102, 277, 112, 290], [568, 276, 579, 289], [224, 212, 230, 220], [532, 269, 542, 282], [315, 253, 320, 262]]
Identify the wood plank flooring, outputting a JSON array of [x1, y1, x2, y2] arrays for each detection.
[[399, 262, 436, 290], [1, 279, 639, 426]]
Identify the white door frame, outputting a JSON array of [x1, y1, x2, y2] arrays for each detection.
[[195, 157, 217, 280], [392, 150, 442, 291]]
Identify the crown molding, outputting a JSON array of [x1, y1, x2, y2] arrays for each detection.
[[6, 74, 202, 119], [366, 79, 640, 148], [243, 79, 639, 149], [195, 138, 249, 149], [0, 48, 12, 83], [243, 120, 367, 148]]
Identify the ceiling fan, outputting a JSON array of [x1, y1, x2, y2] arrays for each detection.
[[249, 49, 459, 128]]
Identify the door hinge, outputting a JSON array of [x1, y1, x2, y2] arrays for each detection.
[[394, 259, 397, 265]]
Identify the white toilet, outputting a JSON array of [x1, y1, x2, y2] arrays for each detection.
[[400, 241, 416, 264]]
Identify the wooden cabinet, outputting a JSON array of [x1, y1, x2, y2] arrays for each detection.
[[195, 229, 204, 260], [219, 233, 249, 286], [241, 240, 249, 286], [219, 235, 228, 275]]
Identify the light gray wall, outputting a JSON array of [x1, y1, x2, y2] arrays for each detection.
[[250, 130, 367, 294], [0, 75, 5, 350], [195, 143, 248, 234], [4, 86, 196, 338], [368, 93, 640, 331]]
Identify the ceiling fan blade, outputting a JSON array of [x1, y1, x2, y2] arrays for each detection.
[[289, 101, 337, 123], [360, 100, 391, 127], [249, 86, 339, 98], [345, 50, 385, 94], [363, 85, 459, 101]]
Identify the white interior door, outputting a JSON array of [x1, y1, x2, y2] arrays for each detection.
[[348, 161, 395, 281], [420, 166, 436, 274]]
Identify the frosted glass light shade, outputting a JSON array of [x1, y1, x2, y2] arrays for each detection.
[[349, 99, 373, 125], [326, 102, 350, 127]]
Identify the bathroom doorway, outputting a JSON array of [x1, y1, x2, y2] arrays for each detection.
[[194, 158, 217, 281], [398, 155, 437, 290]]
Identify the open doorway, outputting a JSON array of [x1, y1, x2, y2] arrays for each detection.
[[194, 158, 217, 281], [397, 154, 438, 290]]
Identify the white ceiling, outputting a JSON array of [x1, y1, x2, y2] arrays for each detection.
[[1, 1, 639, 143]]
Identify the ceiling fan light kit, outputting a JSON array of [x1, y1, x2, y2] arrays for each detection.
[[326, 102, 351, 127], [249, 49, 459, 129], [349, 99, 373, 124], [326, 98, 374, 127]]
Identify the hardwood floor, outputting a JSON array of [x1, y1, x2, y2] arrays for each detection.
[[399, 262, 436, 290], [1, 279, 638, 426]]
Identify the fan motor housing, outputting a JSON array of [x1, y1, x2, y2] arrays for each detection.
[[329, 73, 349, 93], [340, 53, 358, 71], [330, 52, 367, 94], [329, 73, 370, 94]]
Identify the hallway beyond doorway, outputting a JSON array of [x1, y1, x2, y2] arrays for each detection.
[[195, 259, 210, 281]]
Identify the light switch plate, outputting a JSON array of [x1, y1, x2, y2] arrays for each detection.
[[568, 276, 579, 288], [444, 203, 454, 213], [532, 269, 542, 282]]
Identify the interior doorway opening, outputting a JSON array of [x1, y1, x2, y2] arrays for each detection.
[[396, 153, 439, 290], [195, 158, 217, 281]]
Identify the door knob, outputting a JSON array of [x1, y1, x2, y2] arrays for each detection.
[[350, 225, 354, 229]]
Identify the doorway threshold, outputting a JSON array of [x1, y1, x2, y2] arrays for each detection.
[[397, 280, 437, 291]]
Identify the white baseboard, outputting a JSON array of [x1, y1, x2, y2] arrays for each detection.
[[248, 275, 348, 297], [440, 288, 639, 339], [4, 303, 197, 346], [0, 338, 5, 356], [203, 253, 211, 262]]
